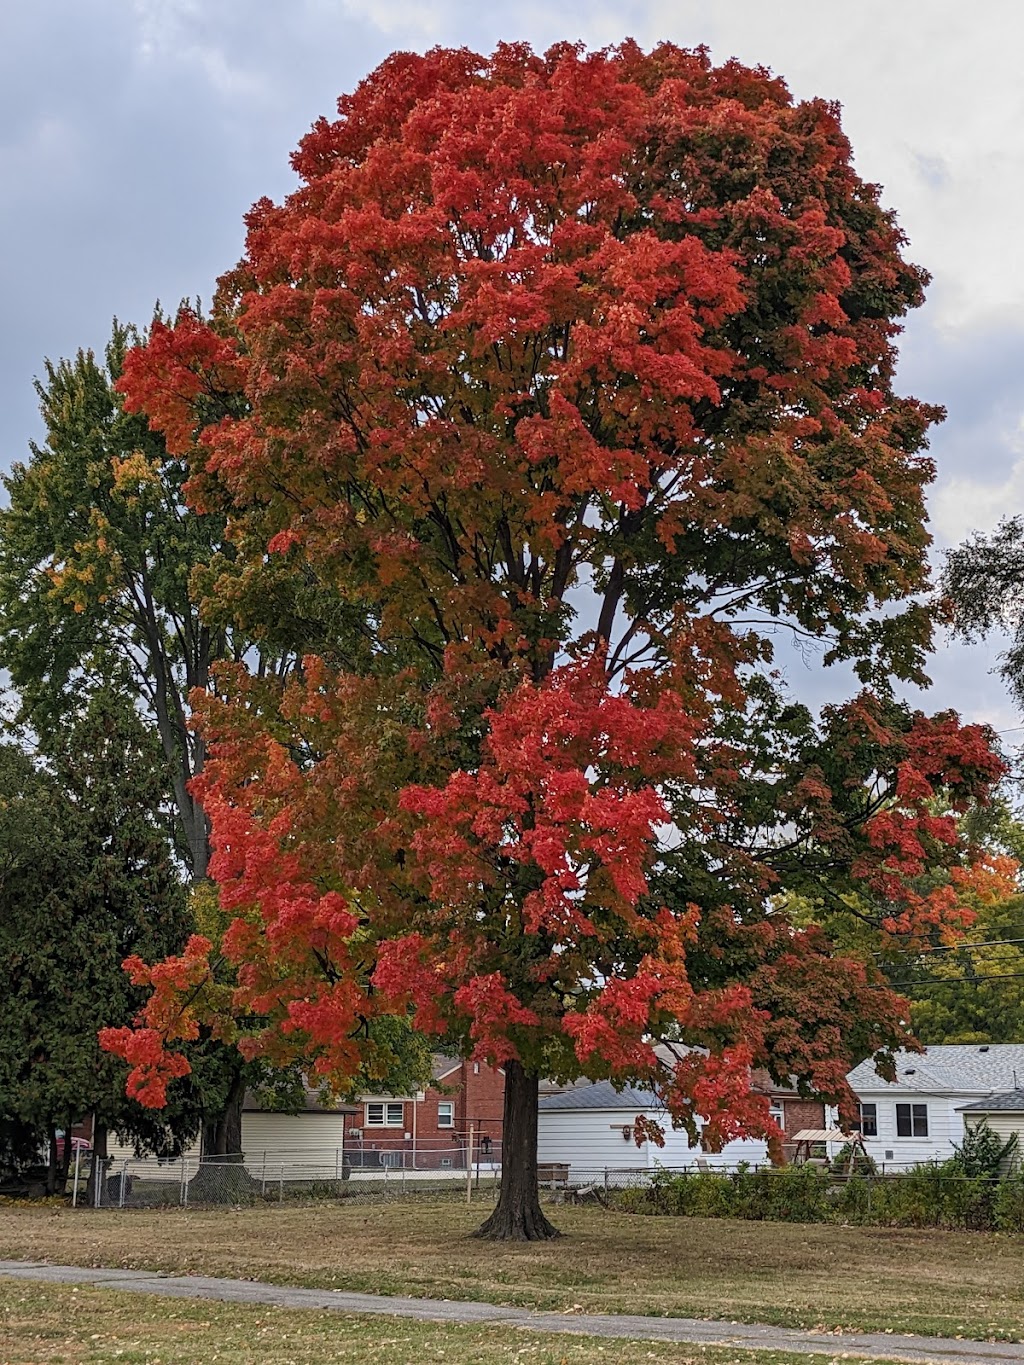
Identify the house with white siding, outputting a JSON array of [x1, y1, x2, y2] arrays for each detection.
[[104, 1089, 359, 1183], [538, 1043, 1024, 1179], [537, 1078, 789, 1180], [846, 1044, 1024, 1169], [957, 1090, 1024, 1168], [238, 1090, 359, 1178]]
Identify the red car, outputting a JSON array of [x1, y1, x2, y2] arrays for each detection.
[[53, 1134, 91, 1162]]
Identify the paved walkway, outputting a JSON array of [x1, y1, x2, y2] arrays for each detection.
[[1, 1259, 1021, 1364]]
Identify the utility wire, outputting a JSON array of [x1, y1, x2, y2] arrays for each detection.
[[886, 936, 1024, 957], [875, 937, 1024, 962], [888, 969, 1024, 989]]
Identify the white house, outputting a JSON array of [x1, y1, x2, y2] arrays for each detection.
[[537, 1043, 1024, 1179], [956, 1089, 1024, 1167], [537, 1078, 777, 1180], [846, 1043, 1024, 1169]]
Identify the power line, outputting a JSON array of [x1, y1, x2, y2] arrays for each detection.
[[889, 970, 1024, 989], [886, 936, 1024, 957], [878, 920, 1024, 947]]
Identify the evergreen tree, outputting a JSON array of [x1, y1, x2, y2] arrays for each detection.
[[0, 693, 199, 1192]]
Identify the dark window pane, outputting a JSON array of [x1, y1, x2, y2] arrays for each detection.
[[859, 1103, 878, 1137], [912, 1104, 928, 1137], [896, 1103, 912, 1137]]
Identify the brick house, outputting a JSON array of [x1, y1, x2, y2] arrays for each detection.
[[348, 1053, 505, 1170], [751, 1071, 826, 1161]]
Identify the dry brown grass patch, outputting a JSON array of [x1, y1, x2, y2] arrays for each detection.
[[1, 1201, 1023, 1341]]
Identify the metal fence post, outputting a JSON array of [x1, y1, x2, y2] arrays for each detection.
[[119, 1163, 127, 1208], [466, 1125, 474, 1206], [71, 1145, 82, 1208]]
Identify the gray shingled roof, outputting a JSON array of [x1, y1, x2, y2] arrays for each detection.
[[539, 1079, 659, 1112], [242, 1088, 358, 1115], [958, 1089, 1024, 1113], [848, 1044, 1024, 1096], [431, 1053, 460, 1081]]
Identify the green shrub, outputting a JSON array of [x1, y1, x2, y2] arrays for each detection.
[[994, 1173, 1024, 1232], [614, 1157, 1020, 1232], [830, 1142, 877, 1176], [730, 1162, 830, 1222], [831, 1173, 874, 1223], [952, 1120, 1019, 1179]]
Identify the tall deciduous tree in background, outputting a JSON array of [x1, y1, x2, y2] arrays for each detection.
[[0, 322, 248, 880], [0, 323, 346, 1156], [884, 801, 1024, 1045], [108, 42, 1005, 1240], [0, 322, 429, 1159], [943, 518, 1024, 711]]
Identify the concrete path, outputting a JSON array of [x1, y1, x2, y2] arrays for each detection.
[[1, 1259, 1020, 1365]]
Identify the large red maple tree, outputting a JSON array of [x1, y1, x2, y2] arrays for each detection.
[[104, 41, 1007, 1239]]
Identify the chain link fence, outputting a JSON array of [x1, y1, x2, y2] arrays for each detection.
[[69, 1150, 1024, 1233], [80, 1142, 505, 1209], [65, 1153, 832, 1210]]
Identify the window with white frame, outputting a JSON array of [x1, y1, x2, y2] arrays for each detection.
[[436, 1101, 455, 1128], [768, 1102, 784, 1131], [365, 1101, 405, 1127], [858, 1103, 878, 1137], [895, 1102, 928, 1138]]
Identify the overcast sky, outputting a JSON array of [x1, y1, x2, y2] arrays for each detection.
[[4, 1, 1024, 737]]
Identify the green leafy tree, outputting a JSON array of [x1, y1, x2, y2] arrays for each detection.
[[0, 692, 198, 1193], [0, 321, 242, 878], [900, 890, 1024, 1045], [0, 321, 326, 1156], [0, 323, 429, 1160], [952, 1118, 1019, 1179], [881, 799, 1024, 1044], [0, 320, 375, 866], [786, 797, 1024, 1045], [944, 518, 1024, 710]]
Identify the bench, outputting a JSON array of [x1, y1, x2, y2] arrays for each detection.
[[536, 1162, 570, 1189]]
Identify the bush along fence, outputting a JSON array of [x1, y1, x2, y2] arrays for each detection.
[[612, 1124, 1024, 1233]]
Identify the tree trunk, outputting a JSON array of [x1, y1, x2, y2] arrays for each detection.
[[202, 1067, 245, 1160], [472, 1059, 560, 1241], [188, 804, 210, 882], [86, 1121, 108, 1206], [46, 1124, 58, 1196], [192, 1068, 259, 1203], [59, 1114, 74, 1192]]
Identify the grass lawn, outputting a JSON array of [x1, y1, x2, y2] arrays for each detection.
[[0, 1279, 883, 1365], [1, 1200, 1023, 1343]]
